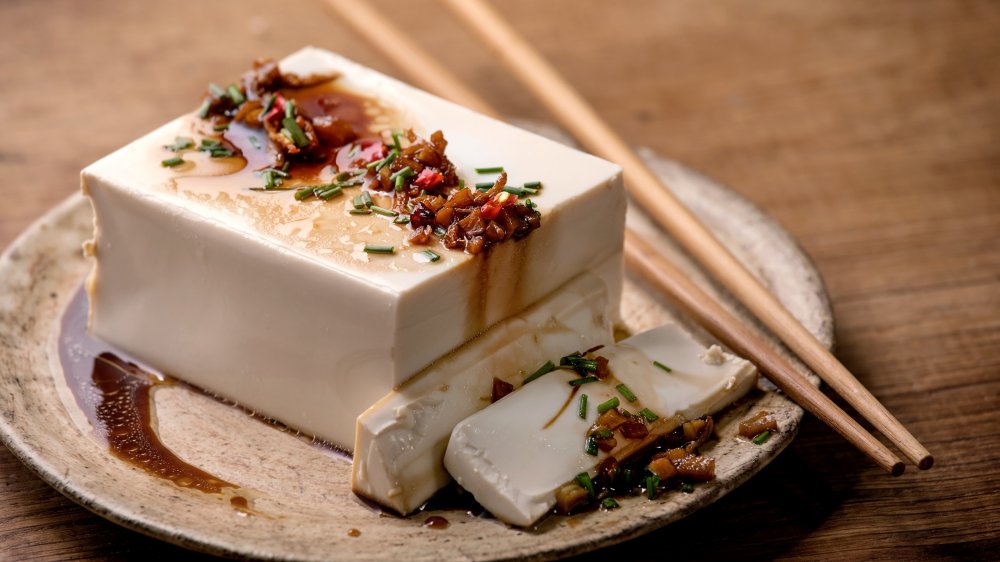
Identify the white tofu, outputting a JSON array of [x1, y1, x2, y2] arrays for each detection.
[[352, 266, 616, 515], [443, 324, 757, 527], [81, 47, 625, 450]]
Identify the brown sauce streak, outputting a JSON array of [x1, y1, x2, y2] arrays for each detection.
[[60, 288, 238, 495], [544, 385, 581, 429]]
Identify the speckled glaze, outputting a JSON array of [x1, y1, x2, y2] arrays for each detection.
[[0, 154, 832, 561]]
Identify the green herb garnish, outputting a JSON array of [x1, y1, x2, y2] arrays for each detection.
[[212, 123, 229, 132], [391, 130, 403, 151], [523, 360, 556, 385], [653, 360, 673, 373], [282, 116, 309, 148], [680, 482, 695, 493], [575, 472, 595, 499], [284, 99, 296, 119], [601, 497, 620, 510], [475, 166, 504, 174], [597, 396, 620, 415], [752, 430, 772, 445], [593, 428, 614, 439], [639, 408, 659, 422], [208, 83, 225, 98], [433, 226, 448, 237], [523, 181, 542, 188], [568, 376, 599, 387], [161, 156, 184, 168], [421, 249, 441, 263], [197, 98, 211, 119], [361, 190, 374, 208], [349, 209, 372, 215], [226, 84, 245, 105], [578, 394, 588, 419], [616, 383, 637, 403], [370, 205, 398, 217], [503, 186, 538, 197], [262, 94, 275, 114], [645, 475, 660, 499], [363, 244, 394, 255], [393, 215, 410, 225], [584, 436, 598, 456], [164, 136, 194, 152]]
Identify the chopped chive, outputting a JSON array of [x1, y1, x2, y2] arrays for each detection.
[[164, 136, 194, 151], [433, 226, 447, 237], [200, 139, 221, 148], [616, 383, 637, 403], [282, 116, 309, 148], [578, 394, 588, 419], [213, 123, 229, 132], [351, 194, 365, 208], [262, 94, 275, 114], [393, 215, 410, 225], [523, 360, 556, 385], [207, 148, 234, 158], [584, 436, 598, 456], [208, 83, 225, 98], [575, 472, 595, 499], [639, 408, 659, 422], [370, 205, 397, 217], [600, 497, 620, 510], [680, 482, 695, 493], [226, 84, 245, 105], [161, 156, 184, 167], [645, 475, 660, 500], [523, 181, 542, 188], [597, 396, 620, 415], [394, 175, 406, 192], [390, 166, 414, 180], [349, 209, 372, 215], [593, 428, 614, 439], [568, 376, 599, 387], [197, 98, 211, 119], [524, 198, 537, 209], [653, 360, 673, 373], [375, 149, 398, 173], [421, 249, 441, 263], [458, 178, 465, 189], [319, 185, 344, 200], [284, 99, 295, 119], [363, 244, 394, 254], [620, 408, 632, 417], [391, 130, 403, 151], [475, 182, 494, 190], [752, 430, 772, 445], [361, 190, 374, 208], [621, 468, 634, 489], [295, 187, 317, 201], [503, 186, 538, 196], [475, 166, 504, 174]]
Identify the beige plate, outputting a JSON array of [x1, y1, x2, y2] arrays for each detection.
[[0, 153, 832, 561]]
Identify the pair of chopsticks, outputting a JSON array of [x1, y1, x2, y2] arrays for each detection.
[[323, 0, 931, 475]]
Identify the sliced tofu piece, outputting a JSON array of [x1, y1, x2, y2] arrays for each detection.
[[352, 267, 616, 515], [443, 324, 757, 527]]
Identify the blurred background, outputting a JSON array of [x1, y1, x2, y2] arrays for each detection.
[[2, 1, 998, 559]]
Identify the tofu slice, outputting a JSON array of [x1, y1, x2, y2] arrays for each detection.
[[443, 324, 757, 527], [82, 47, 625, 450], [352, 267, 616, 515]]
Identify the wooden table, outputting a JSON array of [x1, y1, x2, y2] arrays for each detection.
[[2, 1, 998, 559]]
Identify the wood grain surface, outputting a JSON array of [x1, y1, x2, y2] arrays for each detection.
[[2, 1, 998, 560]]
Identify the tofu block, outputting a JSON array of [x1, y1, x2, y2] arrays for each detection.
[[352, 266, 616, 515], [443, 324, 757, 526], [81, 47, 625, 449]]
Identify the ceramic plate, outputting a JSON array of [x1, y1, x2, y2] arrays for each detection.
[[0, 153, 832, 561]]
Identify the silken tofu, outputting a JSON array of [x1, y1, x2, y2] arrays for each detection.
[[81, 47, 625, 450]]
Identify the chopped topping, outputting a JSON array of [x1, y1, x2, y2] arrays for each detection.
[[491, 377, 514, 403], [615, 383, 637, 403], [619, 419, 649, 439], [161, 156, 185, 168], [164, 137, 194, 152], [578, 394, 588, 419], [574, 472, 595, 499], [597, 397, 620, 415], [600, 497, 620, 510], [652, 360, 673, 373], [363, 244, 394, 255], [522, 360, 556, 385], [645, 475, 661, 500], [584, 436, 598, 456], [568, 376, 599, 387], [420, 249, 441, 262], [475, 166, 504, 174], [752, 430, 772, 445]]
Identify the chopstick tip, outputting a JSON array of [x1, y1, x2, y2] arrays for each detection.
[[917, 455, 934, 471], [890, 462, 905, 477]]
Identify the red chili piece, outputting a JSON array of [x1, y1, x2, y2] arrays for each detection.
[[412, 168, 444, 189], [262, 93, 286, 123], [480, 191, 517, 220]]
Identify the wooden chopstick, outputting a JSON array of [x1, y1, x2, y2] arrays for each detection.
[[439, 0, 931, 471], [321, 0, 907, 474]]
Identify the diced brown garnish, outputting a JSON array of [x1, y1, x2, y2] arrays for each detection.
[[620, 419, 650, 439], [596, 457, 618, 486], [739, 410, 779, 438], [596, 408, 628, 430], [310, 115, 358, 147], [595, 436, 618, 452], [408, 226, 433, 245], [594, 356, 610, 380], [647, 456, 678, 480], [683, 416, 714, 452], [663, 447, 689, 462], [555, 483, 589, 515], [491, 377, 514, 403], [674, 454, 716, 481]]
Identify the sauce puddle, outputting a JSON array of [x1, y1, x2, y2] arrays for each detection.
[[59, 288, 254, 510]]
